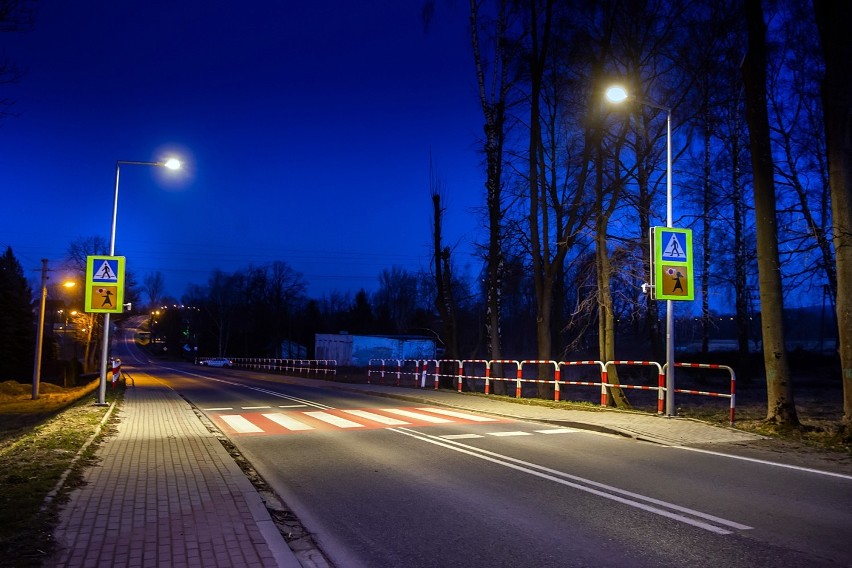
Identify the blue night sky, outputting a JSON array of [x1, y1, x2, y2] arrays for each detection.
[[0, 2, 484, 299]]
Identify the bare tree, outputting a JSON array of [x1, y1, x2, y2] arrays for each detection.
[[143, 271, 166, 308], [742, 0, 798, 426], [206, 270, 239, 357], [469, 0, 516, 372], [262, 261, 307, 357], [431, 164, 459, 360], [374, 267, 420, 334], [767, 3, 835, 302], [65, 236, 109, 371], [813, 0, 852, 429]]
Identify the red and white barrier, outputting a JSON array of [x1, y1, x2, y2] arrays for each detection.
[[558, 360, 608, 406], [518, 360, 560, 400], [232, 358, 337, 377], [605, 360, 665, 414], [459, 360, 491, 393], [667, 362, 737, 425]]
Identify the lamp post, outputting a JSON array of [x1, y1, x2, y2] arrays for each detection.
[[605, 85, 676, 417], [97, 158, 181, 405], [32, 259, 48, 400], [32, 269, 76, 400]]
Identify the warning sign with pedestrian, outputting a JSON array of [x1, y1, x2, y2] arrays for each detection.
[[660, 230, 688, 262], [93, 259, 119, 282], [650, 227, 694, 301], [84, 255, 126, 313]]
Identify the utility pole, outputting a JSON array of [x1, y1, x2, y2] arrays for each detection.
[[32, 259, 49, 400]]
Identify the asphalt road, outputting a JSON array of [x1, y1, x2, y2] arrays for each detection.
[[116, 338, 852, 567]]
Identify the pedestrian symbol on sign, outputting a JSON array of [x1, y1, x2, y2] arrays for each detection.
[[94, 260, 118, 281], [661, 231, 688, 262]]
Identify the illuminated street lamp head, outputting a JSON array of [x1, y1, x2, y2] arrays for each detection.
[[605, 85, 629, 104], [62, 281, 76, 288], [163, 158, 182, 170]]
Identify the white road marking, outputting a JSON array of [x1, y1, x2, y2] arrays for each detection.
[[674, 446, 852, 480], [390, 427, 753, 535], [220, 415, 263, 433], [278, 404, 308, 408], [488, 431, 533, 437], [262, 413, 315, 431], [242, 406, 272, 410], [536, 428, 581, 434], [416, 407, 498, 422], [441, 434, 484, 440], [382, 409, 453, 423], [304, 411, 364, 429], [341, 409, 410, 425], [204, 407, 233, 411]]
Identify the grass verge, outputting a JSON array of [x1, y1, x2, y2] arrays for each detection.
[[0, 381, 124, 566]]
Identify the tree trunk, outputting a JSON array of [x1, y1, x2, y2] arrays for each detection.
[[635, 115, 662, 359], [470, 0, 508, 393], [731, 106, 752, 383], [814, 0, 852, 429], [594, 139, 628, 408], [525, 0, 556, 399], [701, 104, 712, 356], [432, 191, 459, 360], [742, 0, 798, 426]]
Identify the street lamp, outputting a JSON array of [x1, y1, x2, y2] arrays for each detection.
[[605, 85, 676, 417], [97, 158, 182, 405]]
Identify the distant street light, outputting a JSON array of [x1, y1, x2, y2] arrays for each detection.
[[97, 158, 182, 405], [605, 84, 676, 417]]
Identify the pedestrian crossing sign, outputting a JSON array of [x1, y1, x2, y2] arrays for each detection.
[[650, 227, 694, 301], [661, 231, 688, 262], [85, 255, 126, 313]]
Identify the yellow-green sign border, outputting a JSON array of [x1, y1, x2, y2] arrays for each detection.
[[651, 227, 694, 301], [84, 255, 126, 313]]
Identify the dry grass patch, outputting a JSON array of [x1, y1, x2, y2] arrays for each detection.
[[0, 381, 121, 565]]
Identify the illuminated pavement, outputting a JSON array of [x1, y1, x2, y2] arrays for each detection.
[[49, 374, 298, 568]]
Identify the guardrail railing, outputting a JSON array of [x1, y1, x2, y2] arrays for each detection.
[[364, 358, 738, 424]]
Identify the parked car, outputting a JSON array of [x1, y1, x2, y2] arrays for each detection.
[[198, 357, 233, 368]]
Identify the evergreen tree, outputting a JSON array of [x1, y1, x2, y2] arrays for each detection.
[[0, 247, 34, 381]]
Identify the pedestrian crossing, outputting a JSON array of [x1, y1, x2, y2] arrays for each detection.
[[209, 405, 583, 438], [214, 406, 503, 435]]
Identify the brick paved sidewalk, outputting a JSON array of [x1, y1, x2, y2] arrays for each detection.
[[49, 373, 298, 568]]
